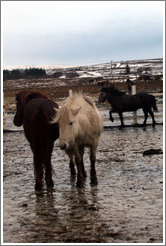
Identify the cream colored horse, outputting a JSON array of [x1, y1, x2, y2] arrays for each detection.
[[52, 93, 103, 187]]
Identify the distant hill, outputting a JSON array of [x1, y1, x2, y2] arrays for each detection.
[[3, 58, 163, 82]]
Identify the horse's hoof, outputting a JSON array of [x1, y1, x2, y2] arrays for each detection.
[[76, 180, 84, 188], [152, 122, 156, 127], [91, 177, 98, 186], [46, 179, 54, 188], [35, 183, 43, 191]]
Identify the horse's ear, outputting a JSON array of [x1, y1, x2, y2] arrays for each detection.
[[72, 107, 81, 116]]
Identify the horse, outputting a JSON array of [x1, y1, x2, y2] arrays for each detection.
[[98, 86, 158, 127], [51, 93, 103, 187], [13, 90, 59, 190]]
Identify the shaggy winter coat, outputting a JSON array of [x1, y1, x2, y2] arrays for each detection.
[[52, 93, 103, 187]]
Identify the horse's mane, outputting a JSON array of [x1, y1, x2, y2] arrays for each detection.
[[83, 95, 95, 108], [101, 87, 126, 97], [63, 93, 95, 108], [54, 93, 95, 123]]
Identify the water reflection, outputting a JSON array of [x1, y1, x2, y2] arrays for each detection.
[[33, 184, 108, 243]]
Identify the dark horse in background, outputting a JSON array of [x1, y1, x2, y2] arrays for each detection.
[[13, 91, 59, 190], [98, 86, 158, 127]]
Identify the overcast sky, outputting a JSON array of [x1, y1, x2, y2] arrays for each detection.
[[2, 1, 164, 67]]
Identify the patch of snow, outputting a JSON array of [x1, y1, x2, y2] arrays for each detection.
[[116, 63, 121, 68]]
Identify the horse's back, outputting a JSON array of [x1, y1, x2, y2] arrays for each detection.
[[118, 93, 156, 111]]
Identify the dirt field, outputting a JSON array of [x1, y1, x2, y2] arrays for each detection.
[[3, 78, 164, 243], [3, 124, 163, 243]]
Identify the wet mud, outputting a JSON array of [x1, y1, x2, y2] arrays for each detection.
[[3, 125, 163, 243]]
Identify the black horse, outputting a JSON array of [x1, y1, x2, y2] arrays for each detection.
[[98, 86, 158, 127]]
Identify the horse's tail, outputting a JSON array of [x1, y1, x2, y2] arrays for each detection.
[[151, 95, 158, 112]]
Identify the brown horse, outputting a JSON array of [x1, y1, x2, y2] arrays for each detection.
[[13, 91, 59, 190]]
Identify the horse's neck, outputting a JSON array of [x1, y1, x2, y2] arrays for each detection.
[[107, 93, 119, 103]]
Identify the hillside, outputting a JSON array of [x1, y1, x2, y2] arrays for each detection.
[[4, 58, 163, 80], [3, 58, 163, 113], [45, 58, 163, 81]]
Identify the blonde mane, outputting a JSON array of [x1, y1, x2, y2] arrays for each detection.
[[54, 93, 96, 123]]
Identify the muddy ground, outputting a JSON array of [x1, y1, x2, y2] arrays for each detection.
[[3, 124, 163, 244], [3, 78, 164, 243]]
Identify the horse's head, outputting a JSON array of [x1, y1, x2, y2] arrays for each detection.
[[13, 91, 48, 127], [98, 87, 114, 103], [98, 91, 107, 103]]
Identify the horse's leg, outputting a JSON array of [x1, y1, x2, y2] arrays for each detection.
[[45, 143, 54, 188], [79, 146, 87, 178], [119, 112, 124, 127], [34, 153, 43, 190], [149, 109, 156, 126], [45, 159, 54, 188], [142, 109, 148, 126], [74, 147, 85, 187], [109, 110, 114, 122], [66, 151, 76, 175], [90, 145, 98, 185]]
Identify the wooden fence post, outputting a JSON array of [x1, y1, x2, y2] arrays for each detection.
[[131, 85, 137, 125], [69, 90, 73, 96], [131, 85, 136, 95]]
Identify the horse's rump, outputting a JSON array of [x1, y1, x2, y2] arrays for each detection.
[[150, 95, 158, 111], [24, 98, 59, 149]]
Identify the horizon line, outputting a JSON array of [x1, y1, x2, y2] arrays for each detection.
[[3, 57, 163, 70]]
